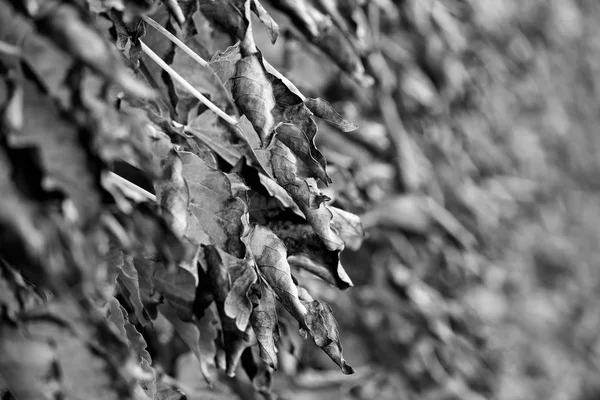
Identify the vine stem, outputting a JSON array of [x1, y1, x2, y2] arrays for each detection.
[[140, 40, 238, 125], [108, 171, 156, 202], [142, 16, 208, 67]]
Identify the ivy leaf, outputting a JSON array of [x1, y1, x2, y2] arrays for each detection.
[[250, 279, 280, 369], [245, 225, 308, 327]]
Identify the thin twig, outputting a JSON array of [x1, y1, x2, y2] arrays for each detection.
[[142, 15, 208, 67], [140, 40, 238, 125], [108, 171, 156, 202]]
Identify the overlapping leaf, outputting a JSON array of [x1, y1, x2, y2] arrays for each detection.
[[204, 244, 259, 375], [246, 225, 308, 325], [250, 279, 280, 369]]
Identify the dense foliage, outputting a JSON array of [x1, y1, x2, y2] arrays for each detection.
[[0, 0, 597, 399]]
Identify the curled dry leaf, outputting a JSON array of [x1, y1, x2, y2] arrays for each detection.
[[250, 279, 280, 369], [302, 299, 355, 374], [204, 245, 258, 375], [264, 140, 344, 252], [233, 54, 277, 146], [330, 206, 365, 251], [210, 43, 354, 184], [303, 98, 358, 132], [276, 122, 329, 184], [271, 222, 353, 289], [205, 245, 257, 332], [246, 225, 308, 325]]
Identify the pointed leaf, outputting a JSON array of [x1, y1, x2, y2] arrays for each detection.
[[232, 54, 277, 146], [179, 151, 248, 257], [251, 0, 279, 43], [276, 121, 330, 184], [205, 245, 257, 332], [246, 225, 308, 326], [304, 98, 358, 132], [330, 206, 365, 251], [302, 299, 355, 374], [271, 223, 352, 289], [250, 280, 280, 369]]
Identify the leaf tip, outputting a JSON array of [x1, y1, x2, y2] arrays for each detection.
[[341, 361, 355, 375]]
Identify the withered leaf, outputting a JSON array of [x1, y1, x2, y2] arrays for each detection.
[[210, 43, 353, 184], [330, 206, 365, 251], [232, 54, 277, 146], [303, 98, 358, 132], [187, 111, 262, 167], [250, 279, 280, 369], [276, 119, 330, 184], [204, 245, 257, 332], [270, 222, 353, 289], [245, 225, 308, 326], [302, 298, 355, 375], [204, 245, 258, 376], [179, 150, 248, 258]]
